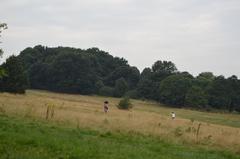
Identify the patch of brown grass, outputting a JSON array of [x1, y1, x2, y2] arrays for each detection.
[[0, 90, 240, 153]]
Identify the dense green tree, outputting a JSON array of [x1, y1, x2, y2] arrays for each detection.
[[50, 52, 96, 94], [0, 55, 28, 93], [152, 60, 177, 73], [28, 62, 51, 89], [19, 46, 46, 71], [137, 61, 178, 100], [114, 78, 128, 97], [197, 72, 215, 81], [125, 89, 138, 99], [208, 76, 231, 110], [226, 76, 240, 112], [140, 68, 152, 79], [137, 68, 154, 99], [95, 80, 104, 93], [137, 78, 156, 99], [194, 73, 214, 91], [185, 86, 208, 109], [86, 47, 128, 78], [158, 74, 193, 107], [151, 60, 177, 81], [178, 71, 194, 79], [105, 66, 140, 89], [18, 46, 133, 95], [6, 45, 240, 112], [99, 86, 114, 97]]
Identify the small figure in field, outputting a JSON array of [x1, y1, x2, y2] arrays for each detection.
[[103, 101, 109, 113], [171, 112, 176, 120]]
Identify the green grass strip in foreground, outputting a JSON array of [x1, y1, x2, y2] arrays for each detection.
[[0, 115, 239, 159]]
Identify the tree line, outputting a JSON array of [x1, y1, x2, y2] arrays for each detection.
[[0, 45, 240, 112]]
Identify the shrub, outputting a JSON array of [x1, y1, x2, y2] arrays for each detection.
[[174, 127, 184, 137], [201, 135, 213, 145], [117, 97, 133, 110]]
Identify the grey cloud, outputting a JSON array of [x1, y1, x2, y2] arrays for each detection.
[[1, 0, 240, 77]]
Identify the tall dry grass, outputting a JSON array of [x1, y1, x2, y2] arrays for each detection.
[[0, 90, 240, 153]]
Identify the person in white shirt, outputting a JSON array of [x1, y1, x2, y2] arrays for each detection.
[[171, 112, 176, 120]]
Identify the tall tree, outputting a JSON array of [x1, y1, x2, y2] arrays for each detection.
[[158, 73, 193, 107], [50, 52, 97, 94], [0, 55, 28, 93], [137, 78, 156, 99], [226, 75, 240, 112], [197, 72, 215, 81], [151, 60, 177, 81], [195, 72, 214, 91], [114, 78, 128, 97], [12, 45, 240, 112], [0, 23, 7, 77], [105, 66, 140, 89], [152, 60, 177, 74], [208, 76, 231, 110], [185, 86, 208, 109], [140, 67, 152, 79], [0, 23, 7, 57]]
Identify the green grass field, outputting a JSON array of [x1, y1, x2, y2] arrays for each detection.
[[136, 104, 240, 128], [0, 115, 239, 159], [0, 90, 240, 158]]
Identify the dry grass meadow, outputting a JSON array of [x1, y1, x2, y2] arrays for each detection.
[[0, 90, 240, 153]]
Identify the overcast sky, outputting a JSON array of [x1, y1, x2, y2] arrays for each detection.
[[1, 0, 240, 77]]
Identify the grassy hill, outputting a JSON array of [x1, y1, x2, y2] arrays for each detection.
[[0, 115, 239, 159], [0, 90, 240, 158]]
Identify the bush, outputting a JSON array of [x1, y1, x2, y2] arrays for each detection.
[[117, 97, 133, 110], [174, 127, 184, 137]]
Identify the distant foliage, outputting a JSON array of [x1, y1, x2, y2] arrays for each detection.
[[117, 97, 133, 110], [99, 86, 114, 97], [0, 55, 28, 94], [159, 73, 193, 106], [2, 45, 240, 112], [17, 45, 139, 96], [185, 86, 208, 109], [125, 90, 138, 99], [114, 78, 128, 97]]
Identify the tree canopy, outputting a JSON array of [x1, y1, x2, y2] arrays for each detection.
[[1, 45, 240, 112], [0, 55, 28, 93]]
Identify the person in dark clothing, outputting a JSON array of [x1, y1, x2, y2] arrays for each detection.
[[104, 101, 109, 113]]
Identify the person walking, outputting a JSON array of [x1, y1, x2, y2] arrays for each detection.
[[171, 112, 176, 120], [103, 101, 109, 113]]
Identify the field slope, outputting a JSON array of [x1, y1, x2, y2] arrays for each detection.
[[0, 115, 239, 159], [0, 90, 240, 158]]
